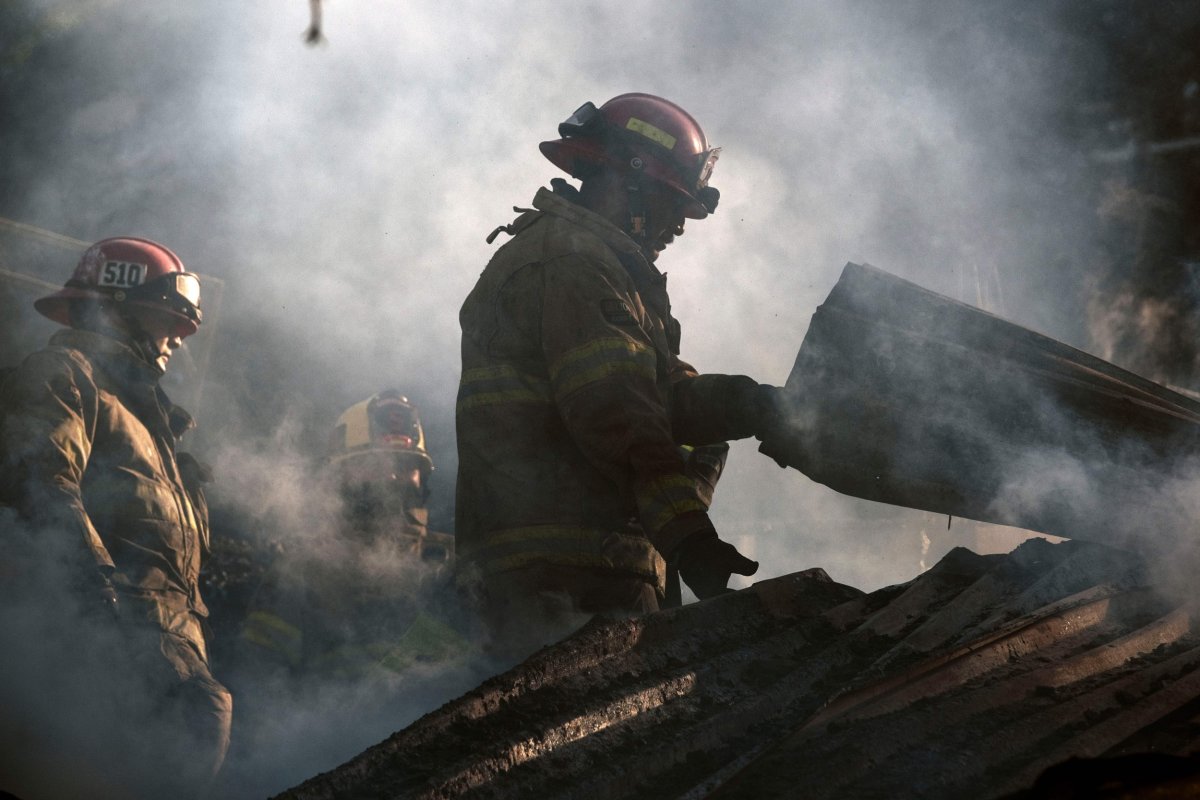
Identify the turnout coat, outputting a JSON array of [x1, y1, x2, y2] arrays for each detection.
[[0, 328, 212, 655], [456, 186, 757, 595]]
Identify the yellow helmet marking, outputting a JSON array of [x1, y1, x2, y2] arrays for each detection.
[[626, 117, 676, 150]]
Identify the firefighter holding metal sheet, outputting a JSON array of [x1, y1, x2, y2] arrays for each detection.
[[456, 93, 783, 660], [0, 237, 230, 799]]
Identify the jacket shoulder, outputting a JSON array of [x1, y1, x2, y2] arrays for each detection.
[[5, 344, 95, 392]]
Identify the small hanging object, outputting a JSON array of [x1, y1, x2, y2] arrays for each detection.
[[304, 0, 326, 46], [947, 515, 952, 530]]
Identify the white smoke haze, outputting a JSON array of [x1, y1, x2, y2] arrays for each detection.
[[201, 416, 492, 798], [3, 0, 1196, 794], [0, 0, 1130, 584]]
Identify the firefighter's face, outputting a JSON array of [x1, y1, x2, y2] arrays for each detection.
[[643, 187, 688, 260], [338, 453, 429, 539], [127, 307, 184, 373]]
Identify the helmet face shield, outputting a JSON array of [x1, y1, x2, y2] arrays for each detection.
[[167, 272, 202, 307], [127, 271, 203, 330], [371, 396, 421, 449]]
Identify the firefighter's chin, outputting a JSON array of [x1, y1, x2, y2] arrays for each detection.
[[646, 235, 674, 261]]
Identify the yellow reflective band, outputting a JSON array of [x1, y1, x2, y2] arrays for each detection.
[[240, 611, 303, 666], [626, 117, 677, 150], [457, 388, 547, 411], [637, 474, 708, 533], [555, 361, 654, 398], [462, 364, 525, 382], [458, 525, 666, 594], [550, 337, 654, 395], [551, 337, 651, 374], [458, 363, 551, 410]]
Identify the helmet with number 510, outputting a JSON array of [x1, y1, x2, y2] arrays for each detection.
[[35, 236, 203, 338]]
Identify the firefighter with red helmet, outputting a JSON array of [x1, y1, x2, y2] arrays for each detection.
[[0, 237, 231, 798], [456, 93, 782, 660]]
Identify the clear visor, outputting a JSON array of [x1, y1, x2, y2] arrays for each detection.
[[696, 148, 720, 189], [130, 272, 202, 325], [165, 272, 202, 307]]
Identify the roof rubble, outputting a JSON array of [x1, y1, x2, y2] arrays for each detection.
[[275, 537, 1200, 799]]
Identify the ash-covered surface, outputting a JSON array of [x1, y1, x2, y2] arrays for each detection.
[[276, 538, 1200, 799]]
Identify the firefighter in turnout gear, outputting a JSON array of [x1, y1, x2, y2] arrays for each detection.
[[0, 236, 231, 799], [327, 390, 452, 560], [456, 93, 782, 660], [236, 390, 463, 684]]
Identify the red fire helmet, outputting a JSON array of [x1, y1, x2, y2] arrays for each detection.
[[540, 93, 721, 219], [35, 236, 202, 338]]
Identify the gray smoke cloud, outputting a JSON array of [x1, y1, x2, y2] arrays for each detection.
[[3, 0, 1194, 795]]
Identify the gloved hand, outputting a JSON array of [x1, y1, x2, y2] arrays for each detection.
[[749, 384, 806, 469], [677, 531, 759, 600]]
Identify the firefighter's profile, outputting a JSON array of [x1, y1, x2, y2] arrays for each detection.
[[456, 93, 787, 661], [328, 389, 451, 561], [0, 236, 230, 799]]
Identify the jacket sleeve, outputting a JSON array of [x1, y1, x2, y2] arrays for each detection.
[[670, 372, 767, 446], [0, 351, 114, 574], [539, 255, 710, 557]]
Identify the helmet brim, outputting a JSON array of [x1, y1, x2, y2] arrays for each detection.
[[34, 287, 200, 337]]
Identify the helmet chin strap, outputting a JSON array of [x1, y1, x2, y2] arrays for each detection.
[[625, 158, 648, 245], [97, 305, 167, 375]]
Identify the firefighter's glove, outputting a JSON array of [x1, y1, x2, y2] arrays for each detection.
[[748, 384, 787, 440], [677, 530, 759, 600], [750, 384, 801, 470], [727, 380, 790, 451]]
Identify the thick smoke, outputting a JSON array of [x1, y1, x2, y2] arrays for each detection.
[[2, 0, 1198, 795]]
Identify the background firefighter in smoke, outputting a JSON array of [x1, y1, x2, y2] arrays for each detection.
[[0, 237, 231, 799], [222, 389, 469, 776], [328, 390, 452, 561], [455, 93, 789, 661]]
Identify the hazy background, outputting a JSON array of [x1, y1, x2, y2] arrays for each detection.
[[4, 0, 1200, 791], [6, 0, 1181, 592]]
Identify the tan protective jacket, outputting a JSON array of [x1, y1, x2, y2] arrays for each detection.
[[456, 187, 757, 592], [0, 329, 211, 637]]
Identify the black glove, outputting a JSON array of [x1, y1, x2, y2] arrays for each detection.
[[677, 531, 759, 600], [750, 384, 806, 469], [749, 384, 788, 440]]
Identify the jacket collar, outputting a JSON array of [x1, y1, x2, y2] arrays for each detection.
[[533, 187, 647, 260], [50, 328, 162, 385], [531, 186, 666, 289]]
